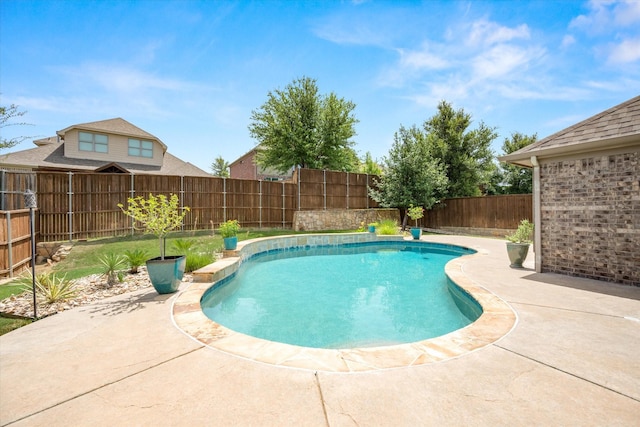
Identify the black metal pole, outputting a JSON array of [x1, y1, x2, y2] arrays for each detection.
[[30, 206, 37, 319], [24, 189, 38, 320]]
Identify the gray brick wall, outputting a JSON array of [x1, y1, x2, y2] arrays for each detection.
[[539, 150, 639, 286]]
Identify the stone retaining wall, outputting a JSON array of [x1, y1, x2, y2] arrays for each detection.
[[293, 209, 400, 231]]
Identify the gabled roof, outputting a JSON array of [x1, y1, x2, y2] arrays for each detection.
[[500, 95, 640, 167], [57, 118, 168, 153], [0, 135, 211, 177], [229, 147, 258, 167], [95, 162, 131, 173]]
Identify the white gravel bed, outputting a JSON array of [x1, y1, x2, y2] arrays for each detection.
[[0, 267, 193, 319]]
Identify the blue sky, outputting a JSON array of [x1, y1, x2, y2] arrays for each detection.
[[1, 0, 639, 173]]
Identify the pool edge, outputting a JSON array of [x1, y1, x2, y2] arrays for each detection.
[[172, 233, 517, 373]]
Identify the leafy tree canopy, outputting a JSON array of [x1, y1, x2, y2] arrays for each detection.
[[369, 125, 448, 227], [248, 77, 359, 173], [359, 151, 383, 175], [499, 132, 536, 194], [423, 100, 497, 197], [210, 155, 230, 178]]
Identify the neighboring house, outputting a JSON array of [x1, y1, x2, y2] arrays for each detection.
[[229, 147, 293, 181], [0, 118, 210, 177], [500, 95, 639, 286]]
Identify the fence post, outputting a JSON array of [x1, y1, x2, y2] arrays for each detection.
[[67, 172, 73, 242], [128, 174, 135, 236], [346, 172, 349, 209], [297, 166, 301, 211], [366, 174, 369, 209], [223, 178, 227, 222], [6, 211, 12, 278], [259, 180, 262, 228], [180, 175, 185, 233], [323, 169, 327, 210], [0, 170, 5, 211], [282, 181, 286, 228]]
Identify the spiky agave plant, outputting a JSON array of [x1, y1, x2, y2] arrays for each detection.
[[123, 249, 149, 274], [99, 252, 126, 286], [18, 271, 78, 305]]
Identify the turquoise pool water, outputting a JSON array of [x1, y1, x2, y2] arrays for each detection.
[[201, 242, 481, 349]]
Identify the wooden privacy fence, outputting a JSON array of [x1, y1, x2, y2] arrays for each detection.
[[296, 168, 378, 211], [0, 167, 532, 277], [0, 209, 34, 278], [0, 168, 379, 243], [422, 194, 533, 230]]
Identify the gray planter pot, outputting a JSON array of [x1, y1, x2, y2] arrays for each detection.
[[146, 255, 186, 294], [506, 243, 530, 268]]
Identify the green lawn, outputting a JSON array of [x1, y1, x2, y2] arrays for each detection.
[[0, 228, 356, 335]]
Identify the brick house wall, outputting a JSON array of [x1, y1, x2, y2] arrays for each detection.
[[229, 151, 258, 180], [539, 150, 640, 285], [229, 149, 293, 181]]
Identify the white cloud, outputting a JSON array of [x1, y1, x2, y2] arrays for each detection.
[[71, 63, 198, 93], [29, 62, 221, 121], [585, 78, 640, 91], [398, 45, 450, 70], [567, 1, 640, 65], [607, 37, 640, 63], [611, 0, 640, 26], [570, 0, 640, 33], [561, 35, 576, 48], [472, 45, 545, 80], [467, 19, 530, 47]]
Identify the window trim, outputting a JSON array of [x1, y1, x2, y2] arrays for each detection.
[[78, 131, 108, 153], [128, 138, 154, 158]]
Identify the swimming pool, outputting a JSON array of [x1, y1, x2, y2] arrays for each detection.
[[200, 241, 481, 349], [172, 233, 517, 372]]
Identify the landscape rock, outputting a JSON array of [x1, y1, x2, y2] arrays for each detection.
[[0, 267, 193, 319]]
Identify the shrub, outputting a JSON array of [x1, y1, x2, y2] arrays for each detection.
[[123, 249, 149, 274], [99, 252, 126, 286], [219, 219, 240, 238], [377, 219, 400, 235], [173, 239, 195, 253], [506, 219, 534, 243], [18, 271, 78, 305], [185, 252, 215, 273], [118, 193, 190, 260], [407, 204, 424, 227]]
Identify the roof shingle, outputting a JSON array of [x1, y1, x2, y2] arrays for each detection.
[[500, 95, 640, 167]]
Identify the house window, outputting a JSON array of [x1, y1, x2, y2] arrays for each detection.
[[79, 132, 108, 153], [128, 139, 153, 158]]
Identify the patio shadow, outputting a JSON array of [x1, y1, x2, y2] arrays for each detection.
[[523, 272, 640, 301], [86, 290, 174, 317]]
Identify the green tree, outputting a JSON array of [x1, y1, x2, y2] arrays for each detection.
[[369, 125, 448, 228], [500, 132, 536, 194], [248, 76, 359, 173], [423, 101, 497, 197], [210, 156, 230, 177], [1, 104, 33, 150], [359, 151, 383, 175]]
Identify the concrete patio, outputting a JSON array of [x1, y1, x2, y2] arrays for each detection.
[[1, 235, 639, 426]]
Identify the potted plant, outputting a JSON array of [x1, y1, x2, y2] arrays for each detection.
[[219, 219, 240, 250], [407, 204, 424, 240], [118, 193, 190, 294], [367, 222, 378, 233], [505, 219, 534, 268]]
